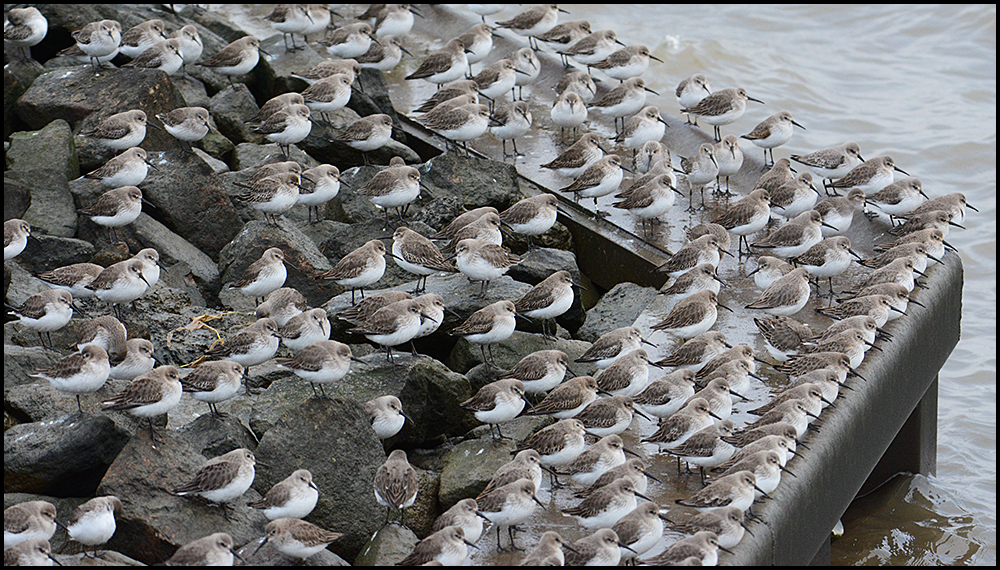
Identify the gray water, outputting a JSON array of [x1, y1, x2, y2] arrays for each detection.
[[211, 3, 996, 565]]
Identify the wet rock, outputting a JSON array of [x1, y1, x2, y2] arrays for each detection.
[[16, 235, 96, 275], [4, 378, 148, 437], [4, 414, 130, 497], [209, 84, 264, 147], [448, 330, 600, 376], [10, 169, 77, 238], [176, 413, 258, 458], [96, 430, 269, 566], [354, 523, 420, 566], [438, 437, 517, 508], [250, 355, 475, 448], [420, 153, 523, 212], [408, 468, 442, 539], [126, 213, 221, 301], [217, 219, 336, 310], [4, 172, 32, 220], [298, 109, 420, 169], [171, 73, 212, 109], [6, 119, 79, 180], [4, 60, 45, 138], [503, 221, 574, 254], [577, 281, 659, 342], [252, 397, 385, 561], [136, 149, 243, 259], [230, 141, 318, 172]]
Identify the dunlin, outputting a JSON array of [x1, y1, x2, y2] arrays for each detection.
[[740, 399, 819, 438], [541, 132, 606, 177], [713, 189, 772, 255], [677, 142, 720, 210], [856, 256, 923, 293], [874, 228, 950, 260], [452, 238, 521, 297], [888, 210, 963, 238], [165, 533, 238, 566], [750, 383, 832, 419], [204, 317, 280, 385], [65, 496, 122, 556], [3, 538, 58, 566], [655, 234, 728, 278], [8, 288, 74, 347], [357, 156, 422, 224], [594, 349, 660, 397], [462, 377, 527, 440], [499, 193, 558, 247], [357, 34, 410, 73], [519, 530, 573, 566], [751, 210, 830, 258], [770, 172, 821, 219], [257, 287, 308, 327], [255, 518, 343, 561], [415, 79, 480, 113], [564, 434, 629, 486], [450, 300, 518, 368], [69, 19, 121, 70], [804, 329, 878, 369], [791, 141, 865, 191], [292, 59, 360, 86], [157, 107, 211, 145], [421, 102, 491, 154], [4, 7, 48, 61], [118, 19, 167, 59], [668, 507, 750, 550], [458, 23, 496, 69], [528, 376, 601, 419], [683, 87, 764, 141], [717, 450, 792, 498], [173, 448, 258, 515], [564, 528, 628, 567], [279, 308, 331, 352], [862, 242, 935, 274], [79, 110, 147, 150], [746, 267, 812, 317], [198, 36, 261, 84], [564, 478, 650, 529], [109, 338, 156, 380], [335, 113, 394, 164], [475, 58, 520, 103], [348, 299, 429, 362], [591, 77, 658, 134], [754, 315, 811, 362], [519, 418, 587, 487], [642, 397, 718, 450], [297, 164, 341, 223], [676, 470, 764, 513], [433, 499, 486, 545], [122, 38, 184, 75], [322, 240, 388, 304], [560, 154, 625, 217], [101, 365, 183, 443], [170, 25, 203, 67], [555, 69, 598, 102], [666, 419, 738, 481], [576, 394, 649, 437], [374, 448, 419, 527], [697, 343, 760, 382], [816, 188, 866, 236], [910, 191, 978, 224], [616, 106, 669, 163], [254, 104, 312, 159], [276, 340, 357, 399], [652, 290, 730, 340], [301, 74, 353, 123], [400, 525, 475, 566], [614, 501, 670, 563], [265, 4, 313, 51], [247, 93, 306, 127], [365, 395, 408, 440], [537, 19, 592, 66], [658, 263, 726, 301], [514, 270, 575, 338], [643, 530, 729, 566], [654, 331, 730, 372], [828, 155, 909, 195], [633, 368, 698, 418], [496, 4, 567, 49], [229, 247, 286, 302], [591, 44, 663, 81], [712, 134, 745, 195], [180, 360, 243, 417], [741, 111, 806, 165], [31, 345, 110, 412], [319, 22, 375, 58], [405, 37, 470, 86], [480, 450, 544, 497], [4, 218, 32, 260], [250, 469, 319, 521], [677, 73, 713, 125], [576, 326, 654, 368], [77, 185, 144, 241], [478, 478, 545, 551], [390, 227, 455, 292], [550, 91, 588, 139], [864, 177, 928, 223], [3, 501, 57, 549], [815, 315, 883, 346], [560, 28, 624, 70]]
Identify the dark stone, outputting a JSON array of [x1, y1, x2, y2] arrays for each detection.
[[419, 152, 524, 212], [4, 59, 45, 139], [449, 330, 598, 378], [253, 397, 386, 561], [9, 169, 77, 238], [353, 524, 419, 566], [4, 414, 130, 497], [577, 281, 659, 342], [17, 235, 96, 275], [209, 84, 264, 147], [176, 413, 258, 458], [6, 119, 79, 180], [4, 174, 32, 220]]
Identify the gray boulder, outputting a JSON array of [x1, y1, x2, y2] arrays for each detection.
[[209, 84, 264, 147], [6, 119, 79, 180], [354, 524, 420, 566], [420, 152, 523, 211], [4, 414, 130, 497], [577, 281, 659, 342], [449, 331, 599, 377], [10, 169, 77, 238]]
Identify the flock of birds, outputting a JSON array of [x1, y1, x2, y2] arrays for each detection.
[[3, 3, 978, 567]]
